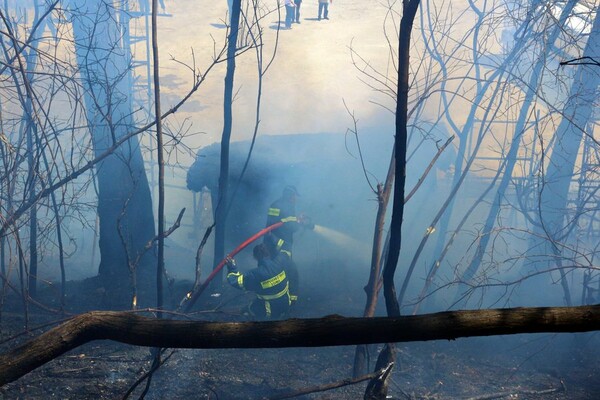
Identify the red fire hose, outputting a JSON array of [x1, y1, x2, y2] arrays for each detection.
[[181, 221, 284, 311]]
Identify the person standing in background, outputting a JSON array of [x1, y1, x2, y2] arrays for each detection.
[[318, 0, 331, 20], [294, 0, 302, 23], [284, 0, 295, 29]]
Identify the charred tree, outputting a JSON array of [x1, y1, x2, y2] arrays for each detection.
[[151, 0, 165, 316], [213, 0, 243, 290], [386, 0, 420, 320], [70, 0, 156, 301], [353, 153, 395, 377], [366, 0, 421, 398]]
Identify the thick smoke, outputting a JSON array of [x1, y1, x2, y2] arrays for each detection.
[[186, 125, 456, 314]]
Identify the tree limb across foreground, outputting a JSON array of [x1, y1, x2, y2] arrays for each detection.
[[1, 305, 599, 386]]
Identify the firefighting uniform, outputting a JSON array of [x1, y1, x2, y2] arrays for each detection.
[[264, 196, 300, 301], [226, 257, 291, 320]]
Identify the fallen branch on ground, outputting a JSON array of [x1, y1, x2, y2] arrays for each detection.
[[1, 305, 599, 386], [265, 365, 391, 400], [464, 379, 566, 400]]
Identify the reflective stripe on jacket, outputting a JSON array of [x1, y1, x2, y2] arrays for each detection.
[[227, 257, 291, 319], [227, 258, 290, 301], [265, 197, 299, 254]]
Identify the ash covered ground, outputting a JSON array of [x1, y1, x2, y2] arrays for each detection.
[[1, 272, 598, 400]]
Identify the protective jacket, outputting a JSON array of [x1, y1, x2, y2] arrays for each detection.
[[265, 196, 299, 256], [227, 258, 291, 319]]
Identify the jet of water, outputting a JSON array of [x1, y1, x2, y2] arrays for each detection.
[[312, 225, 370, 256]]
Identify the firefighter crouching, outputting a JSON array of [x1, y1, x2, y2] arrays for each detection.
[[225, 243, 291, 320]]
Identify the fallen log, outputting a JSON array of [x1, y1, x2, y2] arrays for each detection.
[[1, 305, 599, 386]]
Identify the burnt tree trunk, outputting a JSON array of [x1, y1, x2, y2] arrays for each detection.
[[354, 152, 395, 377], [1, 305, 599, 386], [368, 0, 421, 397], [214, 0, 242, 289], [151, 0, 165, 316], [70, 0, 157, 299]]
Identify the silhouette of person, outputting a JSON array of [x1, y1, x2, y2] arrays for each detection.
[[318, 0, 331, 20]]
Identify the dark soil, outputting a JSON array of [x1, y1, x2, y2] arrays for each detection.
[[1, 276, 598, 400]]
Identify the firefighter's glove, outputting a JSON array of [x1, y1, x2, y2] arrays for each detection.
[[225, 257, 237, 271]]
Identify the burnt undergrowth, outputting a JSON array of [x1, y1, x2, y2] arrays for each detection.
[[0, 270, 598, 399]]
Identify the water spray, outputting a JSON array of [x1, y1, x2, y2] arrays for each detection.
[[180, 222, 367, 311], [312, 224, 370, 256]]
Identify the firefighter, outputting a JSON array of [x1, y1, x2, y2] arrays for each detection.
[[265, 185, 301, 256], [225, 243, 291, 320], [264, 185, 314, 304]]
